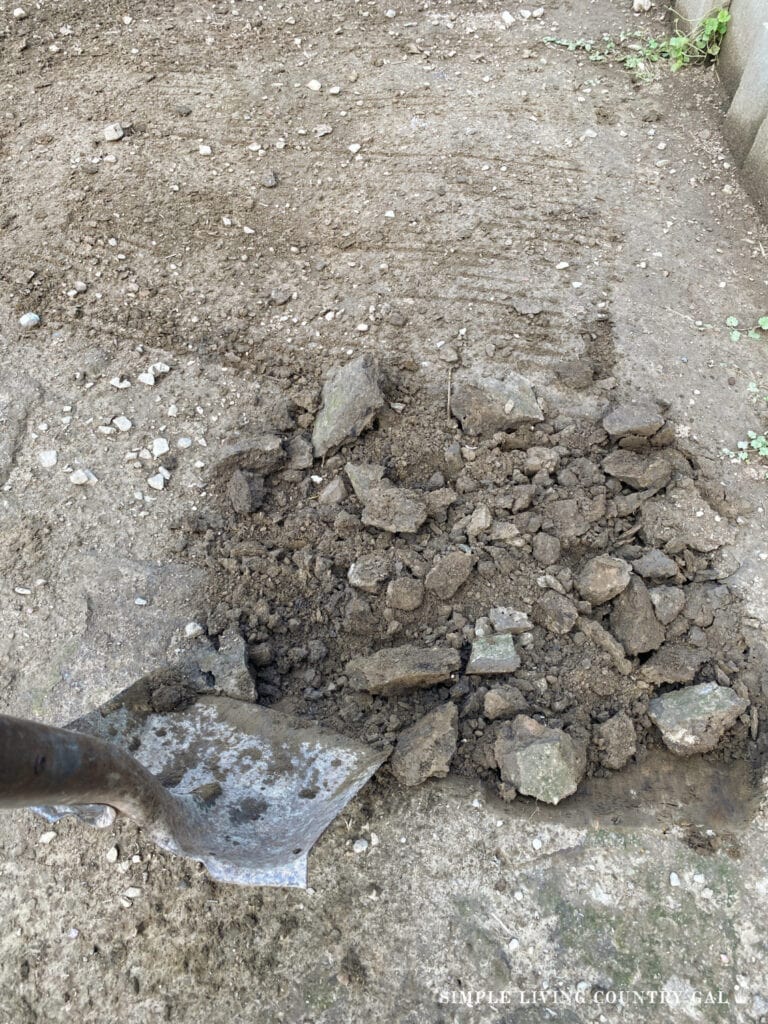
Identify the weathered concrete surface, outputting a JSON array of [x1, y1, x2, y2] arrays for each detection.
[[717, 0, 764, 97], [723, 22, 768, 163], [744, 114, 768, 212]]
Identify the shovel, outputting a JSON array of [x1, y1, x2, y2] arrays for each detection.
[[0, 680, 386, 887]]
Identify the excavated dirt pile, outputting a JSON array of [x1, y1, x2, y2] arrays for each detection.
[[175, 357, 766, 805]]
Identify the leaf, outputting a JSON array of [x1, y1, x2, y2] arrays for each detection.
[[725, 316, 739, 327], [730, 330, 742, 342], [748, 330, 760, 341], [758, 316, 768, 330]]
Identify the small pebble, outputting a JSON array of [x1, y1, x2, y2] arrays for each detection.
[[106, 846, 119, 864], [134, 597, 147, 606], [70, 468, 97, 485], [177, 437, 192, 449], [185, 621, 204, 638], [19, 312, 40, 329], [113, 416, 132, 432], [670, 872, 681, 887], [151, 437, 170, 458], [307, 79, 322, 92], [147, 473, 165, 491], [103, 123, 124, 142], [39, 831, 57, 844], [110, 377, 131, 389], [38, 450, 58, 468], [138, 371, 156, 386], [352, 838, 369, 854], [123, 887, 141, 899], [13, 8, 27, 19], [198, 144, 212, 156]]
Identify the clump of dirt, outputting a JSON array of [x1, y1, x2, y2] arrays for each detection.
[[176, 362, 766, 803]]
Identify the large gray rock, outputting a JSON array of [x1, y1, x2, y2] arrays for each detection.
[[215, 433, 286, 475], [649, 683, 748, 756], [466, 635, 521, 674], [532, 591, 579, 635], [640, 479, 735, 554], [602, 401, 664, 439], [633, 549, 678, 581], [197, 628, 257, 702], [610, 577, 665, 656], [227, 469, 265, 514], [390, 704, 458, 786], [345, 461, 385, 501], [640, 645, 709, 686], [649, 586, 686, 625], [576, 555, 632, 606], [312, 354, 384, 457], [488, 607, 532, 634], [361, 483, 428, 534], [494, 716, 586, 805], [347, 553, 391, 593], [601, 450, 671, 491], [385, 577, 424, 611], [450, 369, 543, 436], [347, 645, 460, 695], [594, 712, 636, 770], [483, 685, 528, 721], [424, 551, 474, 600]]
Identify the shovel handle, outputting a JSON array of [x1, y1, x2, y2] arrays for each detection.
[[0, 713, 180, 831]]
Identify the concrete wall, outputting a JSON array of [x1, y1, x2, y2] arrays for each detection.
[[673, 0, 768, 213]]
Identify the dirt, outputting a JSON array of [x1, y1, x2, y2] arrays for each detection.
[[3, 0, 768, 1020]]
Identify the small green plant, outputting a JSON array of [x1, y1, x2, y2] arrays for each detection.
[[723, 383, 768, 475], [544, 9, 731, 80], [725, 315, 768, 343], [667, 8, 731, 70]]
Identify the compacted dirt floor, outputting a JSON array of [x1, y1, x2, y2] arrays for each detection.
[[2, 0, 768, 1021]]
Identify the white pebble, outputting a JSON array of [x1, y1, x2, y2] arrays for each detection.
[[147, 473, 165, 491], [150, 362, 171, 375], [110, 377, 131, 389], [134, 597, 147, 606], [307, 79, 322, 92], [532, 837, 543, 850], [123, 887, 142, 899], [352, 838, 369, 854], [177, 437, 192, 449], [138, 371, 156, 386], [669, 872, 681, 887], [106, 846, 119, 864], [556, 261, 570, 270], [168, 404, 178, 417], [70, 468, 97, 485], [185, 621, 204, 638], [501, 10, 514, 27], [348, 143, 361, 154], [103, 123, 124, 142], [113, 416, 132, 432], [198, 144, 212, 156], [38, 450, 58, 468], [151, 437, 170, 457], [39, 831, 57, 844], [13, 8, 27, 19], [19, 312, 40, 329]]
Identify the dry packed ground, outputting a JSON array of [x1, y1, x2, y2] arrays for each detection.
[[2, 0, 768, 1021]]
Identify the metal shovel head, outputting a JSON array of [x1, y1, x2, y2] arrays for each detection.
[[35, 685, 386, 887]]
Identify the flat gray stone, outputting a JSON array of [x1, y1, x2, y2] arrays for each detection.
[[576, 555, 632, 606], [312, 354, 384, 457], [602, 402, 664, 439], [347, 553, 391, 593], [641, 645, 709, 686], [610, 577, 665, 656], [361, 483, 427, 534], [602, 450, 672, 491], [640, 480, 735, 554], [488, 607, 532, 634], [594, 712, 636, 770], [424, 551, 474, 600], [345, 461, 385, 501], [483, 685, 528, 721], [386, 577, 424, 611], [390, 704, 458, 786], [466, 634, 521, 675], [347, 645, 460, 695], [197, 628, 257, 702], [533, 591, 579, 635], [227, 469, 265, 514], [649, 682, 748, 756], [450, 369, 543, 436], [215, 433, 286, 476], [494, 715, 586, 805], [633, 549, 678, 580], [649, 586, 686, 625]]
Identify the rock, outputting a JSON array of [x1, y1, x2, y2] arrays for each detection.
[[488, 607, 532, 634], [261, 170, 278, 188], [217, 434, 286, 476], [425, 487, 458, 522], [602, 401, 664, 438], [633, 549, 678, 580], [103, 123, 124, 142], [38, 450, 57, 469], [347, 553, 391, 593], [533, 591, 579, 635], [70, 468, 97, 486], [227, 469, 265, 514], [640, 479, 735, 554], [197, 628, 257, 702], [345, 462, 386, 501], [347, 646, 460, 696], [640, 645, 709, 685], [317, 477, 347, 505], [450, 369, 543, 436], [18, 312, 40, 329], [594, 713, 636, 770], [483, 685, 528, 721], [466, 635, 521, 674], [649, 683, 748, 756], [576, 555, 632, 606], [649, 586, 686, 625], [610, 577, 665, 656], [312, 354, 384, 457], [286, 435, 314, 470], [602, 450, 672, 491], [390, 704, 458, 786], [468, 505, 492, 543], [524, 446, 559, 475], [386, 577, 424, 611], [494, 716, 586, 805], [424, 551, 474, 600], [532, 533, 561, 566], [578, 618, 632, 676], [361, 483, 427, 534]]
